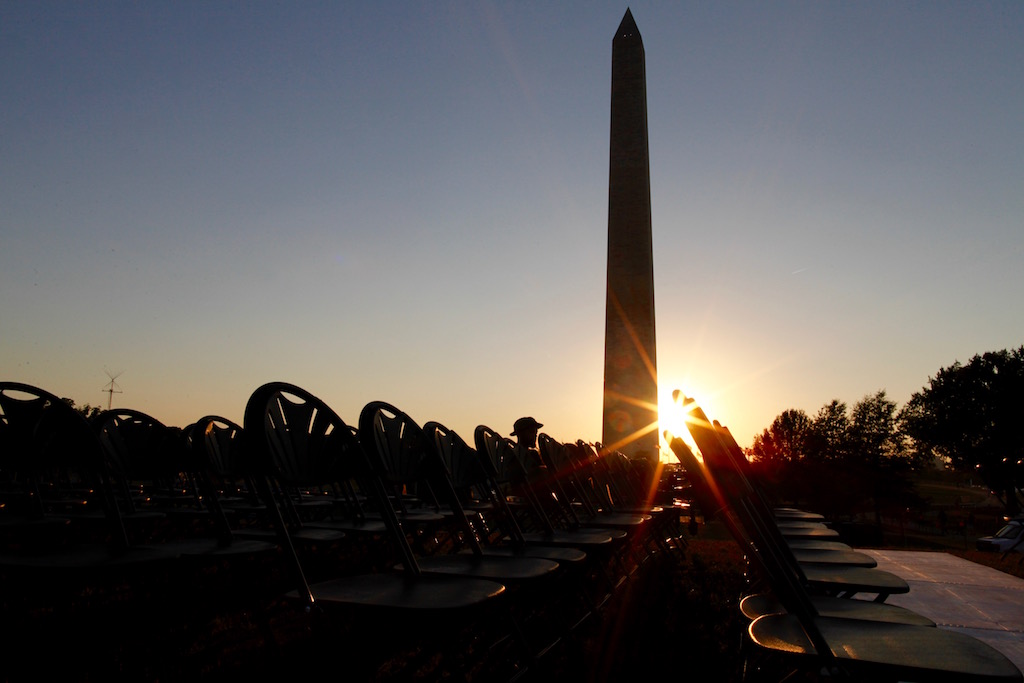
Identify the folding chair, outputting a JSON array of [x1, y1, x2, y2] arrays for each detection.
[[424, 421, 587, 566], [538, 434, 657, 569], [94, 408, 278, 559], [591, 446, 688, 554], [243, 382, 507, 613], [360, 401, 572, 666], [674, 394, 1022, 683], [678, 400, 909, 600], [475, 424, 625, 605], [358, 401, 561, 585], [668, 434, 933, 626], [0, 383, 183, 569]]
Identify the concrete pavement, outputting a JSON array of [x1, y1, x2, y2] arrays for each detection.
[[864, 549, 1024, 672]]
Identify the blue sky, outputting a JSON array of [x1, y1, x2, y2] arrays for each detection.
[[3, 2, 1022, 453]]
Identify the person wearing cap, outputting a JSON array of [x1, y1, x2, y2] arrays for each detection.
[[511, 416, 546, 478]]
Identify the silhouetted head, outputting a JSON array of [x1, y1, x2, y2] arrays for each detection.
[[511, 416, 542, 448]]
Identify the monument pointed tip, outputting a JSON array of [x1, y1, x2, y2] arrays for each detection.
[[615, 8, 641, 42]]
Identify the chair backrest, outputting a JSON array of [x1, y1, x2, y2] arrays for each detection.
[[475, 425, 558, 534], [243, 381, 362, 602], [187, 415, 261, 501], [0, 383, 53, 476], [705, 421, 785, 514], [599, 449, 648, 508], [567, 440, 624, 511], [678, 396, 833, 657], [474, 425, 525, 484], [358, 401, 437, 487], [0, 382, 127, 547], [186, 415, 248, 543], [665, 436, 719, 518], [538, 433, 588, 523], [94, 408, 199, 520], [707, 421, 817, 581], [0, 382, 108, 477], [360, 401, 480, 564], [94, 409, 187, 481], [188, 415, 244, 478], [424, 421, 487, 490], [243, 382, 361, 486], [426, 421, 528, 546], [537, 433, 571, 474], [683, 404, 806, 574], [667, 433, 821, 617]]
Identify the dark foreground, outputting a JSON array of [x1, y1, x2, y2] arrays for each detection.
[[2, 538, 747, 682], [7, 527, 1024, 682]]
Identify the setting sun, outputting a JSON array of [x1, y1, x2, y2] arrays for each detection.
[[657, 385, 715, 462]]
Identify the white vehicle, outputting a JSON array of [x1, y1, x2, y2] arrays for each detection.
[[976, 519, 1024, 553]]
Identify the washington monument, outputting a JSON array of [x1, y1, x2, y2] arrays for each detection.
[[601, 9, 658, 458]]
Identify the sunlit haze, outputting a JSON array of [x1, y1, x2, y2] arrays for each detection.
[[3, 3, 1022, 454]]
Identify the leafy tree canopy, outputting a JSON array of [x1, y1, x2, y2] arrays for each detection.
[[61, 398, 103, 421], [747, 391, 918, 522], [901, 347, 1024, 514], [749, 408, 811, 464], [807, 400, 850, 462], [849, 390, 909, 467]]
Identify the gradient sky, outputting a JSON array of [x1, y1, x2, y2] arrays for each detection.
[[3, 2, 1022, 456]]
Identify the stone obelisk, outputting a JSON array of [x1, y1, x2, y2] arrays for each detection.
[[601, 9, 658, 458]]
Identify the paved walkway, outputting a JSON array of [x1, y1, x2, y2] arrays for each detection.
[[864, 549, 1024, 672]]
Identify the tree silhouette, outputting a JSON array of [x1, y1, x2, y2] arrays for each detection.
[[749, 409, 811, 465], [806, 400, 850, 462], [749, 409, 812, 504], [61, 398, 103, 421], [748, 392, 919, 525], [848, 391, 914, 526], [902, 347, 1024, 515]]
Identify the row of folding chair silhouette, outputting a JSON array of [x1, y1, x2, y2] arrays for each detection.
[[239, 382, 685, 661], [668, 391, 1022, 683], [0, 380, 680, 678]]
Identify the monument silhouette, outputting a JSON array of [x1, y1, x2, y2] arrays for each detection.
[[601, 9, 658, 458]]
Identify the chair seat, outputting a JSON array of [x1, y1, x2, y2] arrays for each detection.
[[170, 538, 279, 558], [357, 509, 447, 525], [774, 508, 825, 522], [779, 526, 841, 540], [303, 518, 390, 535], [288, 573, 507, 612], [619, 505, 662, 515], [520, 530, 615, 548], [791, 548, 878, 567], [801, 564, 909, 597], [582, 512, 650, 527], [739, 593, 935, 626], [403, 554, 561, 583], [775, 520, 831, 530], [749, 613, 1022, 682], [233, 527, 346, 543], [474, 544, 588, 565], [786, 539, 852, 551]]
